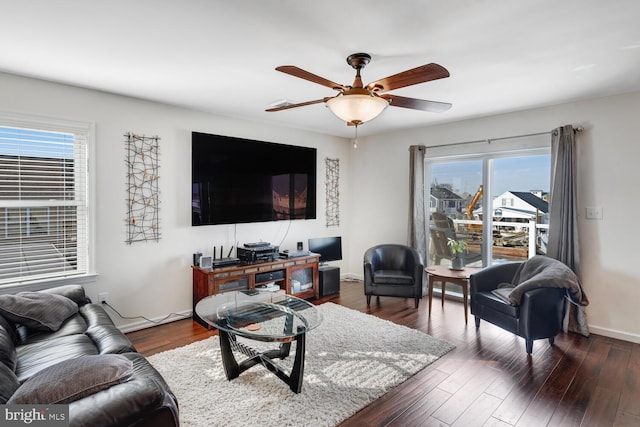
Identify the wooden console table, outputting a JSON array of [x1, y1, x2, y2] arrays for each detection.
[[192, 254, 319, 328]]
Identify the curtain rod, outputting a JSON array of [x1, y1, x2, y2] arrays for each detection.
[[423, 126, 584, 150]]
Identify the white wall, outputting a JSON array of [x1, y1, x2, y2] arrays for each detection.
[[348, 91, 640, 343], [0, 72, 351, 330], [3, 70, 639, 343]]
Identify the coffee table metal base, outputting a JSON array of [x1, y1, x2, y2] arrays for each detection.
[[218, 325, 307, 393]]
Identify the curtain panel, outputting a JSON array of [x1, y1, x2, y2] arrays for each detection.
[[408, 145, 427, 265], [549, 125, 589, 337]]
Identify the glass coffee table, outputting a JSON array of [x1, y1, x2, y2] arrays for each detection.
[[195, 291, 322, 393]]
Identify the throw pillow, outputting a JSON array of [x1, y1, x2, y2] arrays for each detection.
[[0, 291, 78, 331], [7, 354, 134, 405]]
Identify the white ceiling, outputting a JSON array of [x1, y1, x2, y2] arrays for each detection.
[[2, 1, 640, 138]]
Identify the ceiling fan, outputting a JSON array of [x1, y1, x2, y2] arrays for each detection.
[[266, 52, 452, 127]]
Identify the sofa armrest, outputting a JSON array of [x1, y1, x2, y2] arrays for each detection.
[[519, 287, 566, 340], [363, 248, 376, 291], [69, 353, 178, 427], [470, 262, 521, 294], [81, 304, 137, 354]]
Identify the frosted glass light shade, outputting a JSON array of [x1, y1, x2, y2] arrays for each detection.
[[326, 94, 388, 124]]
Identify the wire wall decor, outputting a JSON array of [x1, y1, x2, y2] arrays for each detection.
[[125, 132, 161, 244], [325, 157, 340, 227]]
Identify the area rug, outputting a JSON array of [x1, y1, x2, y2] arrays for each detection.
[[147, 303, 455, 427]]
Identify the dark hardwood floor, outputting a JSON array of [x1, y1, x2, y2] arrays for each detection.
[[126, 281, 640, 427]]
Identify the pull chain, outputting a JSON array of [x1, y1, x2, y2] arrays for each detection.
[[353, 123, 358, 149]]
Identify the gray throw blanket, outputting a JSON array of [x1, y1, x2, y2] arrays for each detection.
[[494, 255, 589, 307]]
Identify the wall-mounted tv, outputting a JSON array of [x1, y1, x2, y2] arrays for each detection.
[[308, 236, 342, 264], [192, 132, 316, 226]]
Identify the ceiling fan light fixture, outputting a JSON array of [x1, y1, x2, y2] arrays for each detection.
[[326, 94, 388, 124]]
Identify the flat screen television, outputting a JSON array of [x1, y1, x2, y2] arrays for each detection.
[[192, 132, 316, 226], [308, 236, 342, 264]]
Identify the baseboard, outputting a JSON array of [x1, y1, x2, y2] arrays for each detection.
[[117, 309, 193, 333], [338, 275, 640, 345], [588, 325, 640, 344]]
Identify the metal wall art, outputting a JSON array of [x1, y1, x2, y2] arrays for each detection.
[[325, 157, 340, 227], [125, 132, 160, 244]]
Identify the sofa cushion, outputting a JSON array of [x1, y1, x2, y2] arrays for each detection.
[[373, 270, 414, 285], [0, 323, 17, 371], [474, 291, 520, 317], [0, 314, 18, 344], [0, 362, 19, 404], [8, 354, 133, 404], [16, 334, 99, 382], [0, 292, 78, 332], [17, 312, 89, 345]]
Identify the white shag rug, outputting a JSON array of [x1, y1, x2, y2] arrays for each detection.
[[148, 302, 455, 427]]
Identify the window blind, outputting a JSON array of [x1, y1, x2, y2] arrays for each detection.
[[0, 124, 88, 284]]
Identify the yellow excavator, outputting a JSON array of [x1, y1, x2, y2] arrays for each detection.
[[465, 185, 483, 235], [466, 185, 483, 220]]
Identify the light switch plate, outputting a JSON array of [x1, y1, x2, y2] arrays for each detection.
[[585, 206, 603, 220]]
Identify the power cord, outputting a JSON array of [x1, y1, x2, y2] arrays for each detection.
[[101, 301, 191, 325]]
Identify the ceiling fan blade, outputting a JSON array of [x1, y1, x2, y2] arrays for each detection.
[[381, 94, 452, 113], [367, 63, 450, 93], [265, 97, 331, 112], [275, 66, 347, 91]]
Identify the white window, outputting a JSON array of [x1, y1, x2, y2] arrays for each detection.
[[0, 115, 92, 285]]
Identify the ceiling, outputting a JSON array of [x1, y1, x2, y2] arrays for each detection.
[[2, 1, 640, 139]]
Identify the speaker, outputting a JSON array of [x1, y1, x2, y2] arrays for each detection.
[[297, 241, 303, 251], [319, 266, 340, 297], [199, 256, 213, 270], [193, 252, 202, 266]]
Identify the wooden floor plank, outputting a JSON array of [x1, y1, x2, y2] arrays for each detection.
[[339, 368, 448, 427], [489, 342, 561, 425], [618, 342, 640, 418], [581, 386, 621, 427], [386, 387, 451, 427], [451, 392, 503, 427], [124, 281, 640, 427], [432, 361, 499, 424], [515, 334, 591, 426], [547, 336, 612, 427]]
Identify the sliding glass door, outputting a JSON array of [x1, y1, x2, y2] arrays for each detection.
[[427, 150, 550, 268]]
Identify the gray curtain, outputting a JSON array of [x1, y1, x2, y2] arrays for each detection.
[[408, 145, 427, 264], [548, 125, 589, 336]]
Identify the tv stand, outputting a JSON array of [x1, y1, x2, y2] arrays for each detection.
[[192, 254, 320, 328]]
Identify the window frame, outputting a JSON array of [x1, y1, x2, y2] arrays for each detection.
[[0, 111, 97, 291], [426, 141, 551, 267]]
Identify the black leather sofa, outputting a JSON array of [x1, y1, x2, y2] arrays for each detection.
[[0, 285, 178, 427]]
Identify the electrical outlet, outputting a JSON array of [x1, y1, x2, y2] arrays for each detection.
[[98, 293, 108, 303]]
